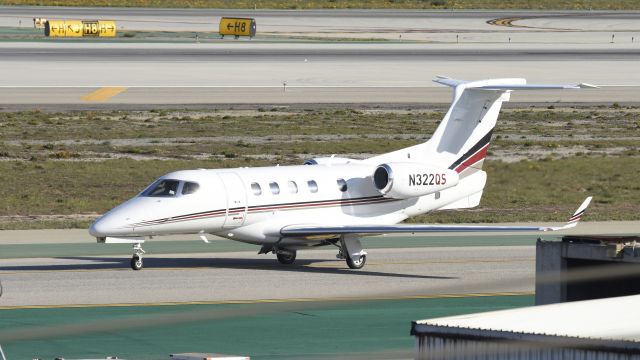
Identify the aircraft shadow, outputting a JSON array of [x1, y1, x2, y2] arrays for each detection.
[[0, 256, 456, 280]]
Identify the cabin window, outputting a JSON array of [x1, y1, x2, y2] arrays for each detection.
[[142, 179, 180, 197], [337, 178, 347, 192], [182, 182, 200, 195], [269, 182, 280, 195], [307, 180, 318, 193], [251, 182, 262, 196], [288, 181, 298, 194]]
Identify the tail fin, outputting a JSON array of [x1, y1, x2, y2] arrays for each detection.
[[368, 77, 585, 178], [430, 77, 518, 176], [430, 77, 587, 176]]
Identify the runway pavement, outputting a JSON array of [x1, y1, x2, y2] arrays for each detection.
[[1, 43, 638, 105], [1, 8, 639, 105]]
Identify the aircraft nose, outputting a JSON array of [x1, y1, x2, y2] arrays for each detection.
[[89, 218, 108, 237], [89, 212, 134, 238]]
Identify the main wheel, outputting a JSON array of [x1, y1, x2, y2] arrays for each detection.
[[276, 251, 297, 265], [346, 254, 366, 269], [131, 255, 143, 270]]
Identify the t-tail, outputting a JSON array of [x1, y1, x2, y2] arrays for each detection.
[[367, 77, 592, 209]]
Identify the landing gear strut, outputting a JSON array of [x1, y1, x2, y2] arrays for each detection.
[[276, 250, 297, 265], [339, 235, 367, 270], [130, 242, 145, 270]]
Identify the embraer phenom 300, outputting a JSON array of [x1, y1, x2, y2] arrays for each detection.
[[90, 77, 593, 270]]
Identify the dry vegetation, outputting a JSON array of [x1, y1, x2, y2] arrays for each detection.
[[0, 105, 639, 229], [2, 0, 640, 10]]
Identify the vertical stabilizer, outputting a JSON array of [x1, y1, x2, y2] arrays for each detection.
[[427, 78, 523, 177], [368, 77, 583, 177], [366, 77, 584, 209]]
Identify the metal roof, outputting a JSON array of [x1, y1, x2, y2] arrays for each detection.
[[413, 294, 640, 342]]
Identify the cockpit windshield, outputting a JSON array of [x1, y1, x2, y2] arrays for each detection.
[[142, 179, 180, 197], [141, 179, 201, 197]]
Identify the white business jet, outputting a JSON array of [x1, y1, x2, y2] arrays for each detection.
[[90, 77, 593, 270]]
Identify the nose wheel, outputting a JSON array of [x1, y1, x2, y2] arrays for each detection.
[[130, 243, 146, 270]]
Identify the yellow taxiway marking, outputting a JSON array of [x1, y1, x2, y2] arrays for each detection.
[[0, 291, 534, 310], [81, 87, 127, 102]]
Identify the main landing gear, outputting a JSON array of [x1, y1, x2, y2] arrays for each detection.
[[130, 242, 146, 270], [262, 237, 367, 269], [337, 235, 367, 269], [347, 253, 367, 269], [276, 250, 297, 265]]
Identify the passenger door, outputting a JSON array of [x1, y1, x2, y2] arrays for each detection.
[[218, 172, 247, 228]]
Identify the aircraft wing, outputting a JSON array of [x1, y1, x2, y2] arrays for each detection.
[[280, 197, 592, 238]]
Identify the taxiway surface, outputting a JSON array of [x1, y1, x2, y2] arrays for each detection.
[[0, 246, 534, 307], [0, 222, 636, 307], [3, 7, 640, 41]]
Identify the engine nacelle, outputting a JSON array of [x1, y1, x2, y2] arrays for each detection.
[[304, 157, 358, 165], [372, 162, 459, 199]]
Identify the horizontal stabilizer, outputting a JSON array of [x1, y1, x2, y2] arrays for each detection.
[[433, 77, 597, 91]]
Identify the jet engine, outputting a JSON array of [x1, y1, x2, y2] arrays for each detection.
[[373, 162, 459, 199], [304, 157, 358, 165]]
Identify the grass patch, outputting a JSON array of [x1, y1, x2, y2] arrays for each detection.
[[1, 106, 638, 228], [0, 157, 638, 224], [3, 0, 640, 10]]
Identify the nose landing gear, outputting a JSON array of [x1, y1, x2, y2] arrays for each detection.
[[131, 243, 146, 270]]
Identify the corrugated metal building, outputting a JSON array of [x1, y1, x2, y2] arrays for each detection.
[[412, 294, 640, 360]]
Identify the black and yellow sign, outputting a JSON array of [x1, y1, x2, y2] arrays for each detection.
[[45, 20, 116, 38], [219, 17, 256, 38]]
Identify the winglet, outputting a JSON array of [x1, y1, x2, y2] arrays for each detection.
[[545, 196, 592, 231]]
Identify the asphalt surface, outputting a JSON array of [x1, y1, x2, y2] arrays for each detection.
[[3, 44, 640, 61], [1, 220, 636, 307], [1, 8, 640, 104], [0, 246, 534, 307], [1, 86, 635, 105], [1, 42, 638, 104]]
